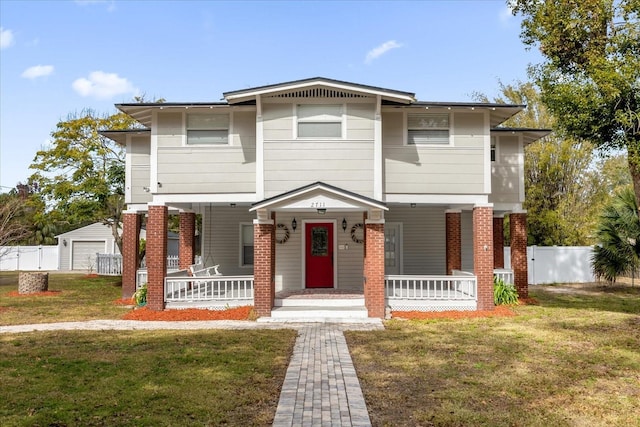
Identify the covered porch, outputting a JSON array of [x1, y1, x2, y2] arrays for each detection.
[[120, 183, 527, 318]]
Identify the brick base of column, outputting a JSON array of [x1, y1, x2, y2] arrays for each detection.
[[122, 213, 141, 299], [178, 212, 196, 270], [147, 205, 168, 311], [445, 210, 462, 275], [364, 222, 385, 318], [493, 216, 504, 269], [510, 213, 528, 299], [253, 222, 275, 317], [474, 206, 494, 311]]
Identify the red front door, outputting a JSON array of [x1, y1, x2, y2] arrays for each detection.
[[305, 222, 334, 288]]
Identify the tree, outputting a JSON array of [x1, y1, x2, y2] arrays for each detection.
[[592, 187, 640, 283], [512, 0, 640, 205], [476, 81, 627, 245], [0, 195, 29, 257], [28, 110, 139, 253]]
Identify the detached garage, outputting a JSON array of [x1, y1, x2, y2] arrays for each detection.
[[56, 223, 119, 271]]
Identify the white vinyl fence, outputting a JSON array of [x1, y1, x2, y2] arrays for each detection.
[[0, 246, 59, 271], [504, 246, 595, 285]]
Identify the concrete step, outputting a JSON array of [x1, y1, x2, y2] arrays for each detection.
[[274, 297, 365, 307], [268, 305, 369, 320]]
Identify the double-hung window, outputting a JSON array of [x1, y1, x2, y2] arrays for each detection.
[[240, 224, 254, 267], [407, 113, 450, 145], [187, 113, 229, 145], [297, 104, 342, 138]]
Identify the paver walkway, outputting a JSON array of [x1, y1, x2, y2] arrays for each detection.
[[273, 323, 380, 427]]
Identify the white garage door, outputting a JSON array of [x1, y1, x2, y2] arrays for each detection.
[[71, 241, 105, 271]]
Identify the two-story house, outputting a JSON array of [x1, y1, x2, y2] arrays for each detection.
[[104, 77, 548, 320]]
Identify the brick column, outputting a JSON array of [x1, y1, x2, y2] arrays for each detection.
[[473, 205, 494, 311], [364, 221, 385, 318], [510, 212, 528, 298], [121, 212, 141, 299], [493, 216, 505, 269], [178, 211, 196, 270], [146, 205, 168, 311], [253, 220, 275, 317], [445, 210, 462, 275]]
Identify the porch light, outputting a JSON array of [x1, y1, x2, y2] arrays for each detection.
[[63, 239, 67, 247], [291, 218, 297, 232], [411, 203, 416, 208], [342, 218, 347, 232], [317, 209, 326, 215], [230, 203, 236, 208]]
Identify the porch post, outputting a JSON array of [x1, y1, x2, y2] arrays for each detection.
[[493, 215, 505, 269], [178, 211, 196, 270], [253, 217, 275, 317], [473, 204, 494, 311], [445, 209, 462, 275], [364, 220, 385, 318], [510, 211, 528, 298], [121, 211, 142, 299], [146, 204, 168, 311]]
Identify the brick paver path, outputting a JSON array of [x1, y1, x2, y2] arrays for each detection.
[[273, 324, 378, 427]]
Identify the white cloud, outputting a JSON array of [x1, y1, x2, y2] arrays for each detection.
[[499, 1, 516, 23], [1, 27, 15, 49], [365, 40, 403, 64], [21, 65, 54, 79], [72, 71, 137, 99]]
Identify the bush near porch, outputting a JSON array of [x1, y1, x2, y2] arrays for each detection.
[[346, 283, 640, 426]]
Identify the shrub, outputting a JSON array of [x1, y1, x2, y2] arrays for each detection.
[[494, 276, 518, 305], [132, 284, 147, 307]]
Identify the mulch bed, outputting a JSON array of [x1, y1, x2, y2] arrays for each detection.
[[7, 290, 62, 297], [113, 298, 134, 306], [122, 306, 253, 321], [391, 298, 539, 320]]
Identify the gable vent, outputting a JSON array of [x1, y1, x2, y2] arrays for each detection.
[[268, 88, 371, 99]]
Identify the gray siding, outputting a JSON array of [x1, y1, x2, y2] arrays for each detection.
[[383, 111, 486, 194], [263, 102, 375, 198], [155, 110, 256, 194], [128, 136, 151, 204], [490, 135, 521, 204], [385, 206, 446, 275], [202, 207, 364, 291]]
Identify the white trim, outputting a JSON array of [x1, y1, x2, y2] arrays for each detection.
[[256, 94, 264, 199], [510, 208, 527, 214], [374, 95, 383, 200], [152, 193, 257, 204], [483, 110, 492, 194], [124, 204, 148, 213], [493, 203, 525, 212], [445, 209, 462, 214], [150, 110, 159, 193], [252, 218, 275, 225], [225, 80, 415, 104], [385, 194, 489, 205], [517, 135, 525, 203], [473, 202, 494, 209], [365, 219, 385, 225], [125, 135, 132, 204], [301, 219, 338, 289]]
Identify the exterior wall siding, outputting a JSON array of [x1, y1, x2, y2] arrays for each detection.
[[383, 111, 486, 194], [262, 102, 375, 198], [128, 136, 152, 204], [490, 135, 521, 204], [155, 110, 256, 194]]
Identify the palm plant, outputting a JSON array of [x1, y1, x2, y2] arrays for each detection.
[[592, 187, 640, 283]]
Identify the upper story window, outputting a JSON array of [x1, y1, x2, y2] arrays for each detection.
[[407, 113, 450, 144], [297, 104, 343, 138], [187, 113, 229, 145]]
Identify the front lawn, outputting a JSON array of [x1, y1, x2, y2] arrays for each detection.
[[0, 272, 125, 325], [346, 283, 640, 426], [0, 329, 297, 426]]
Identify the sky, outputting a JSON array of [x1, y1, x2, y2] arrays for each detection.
[[0, 0, 542, 192]]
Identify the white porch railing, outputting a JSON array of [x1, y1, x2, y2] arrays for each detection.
[[165, 275, 254, 304], [140, 255, 180, 269], [385, 274, 477, 312], [494, 268, 514, 285], [96, 253, 122, 275]]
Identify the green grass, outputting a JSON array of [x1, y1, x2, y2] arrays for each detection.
[[0, 272, 126, 325], [346, 283, 640, 427], [0, 329, 297, 426]]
